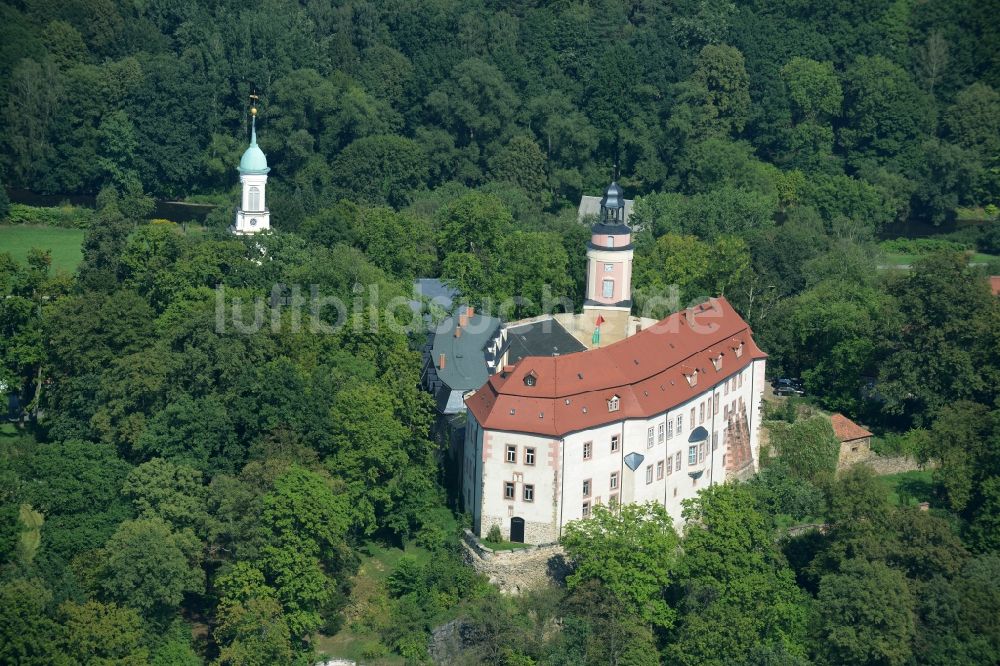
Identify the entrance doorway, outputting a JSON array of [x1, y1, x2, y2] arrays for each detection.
[[510, 517, 525, 543]]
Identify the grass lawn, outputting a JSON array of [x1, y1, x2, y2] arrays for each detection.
[[0, 422, 24, 443], [879, 469, 936, 507], [880, 251, 999, 268], [0, 225, 85, 272], [482, 539, 533, 551]]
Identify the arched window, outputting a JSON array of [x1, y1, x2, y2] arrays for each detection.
[[248, 186, 261, 211]]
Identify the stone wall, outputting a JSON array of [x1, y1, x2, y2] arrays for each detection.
[[461, 530, 569, 594], [837, 437, 873, 469], [836, 449, 928, 475]]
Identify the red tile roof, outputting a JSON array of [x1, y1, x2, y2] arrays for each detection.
[[990, 276, 1000, 297], [465, 297, 766, 437], [830, 413, 873, 442]]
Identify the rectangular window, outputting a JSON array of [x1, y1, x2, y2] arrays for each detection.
[[604, 262, 614, 272], [658, 423, 665, 443], [677, 414, 683, 433], [700, 402, 705, 423], [647, 427, 654, 448], [724, 405, 729, 420], [525, 447, 536, 465], [504, 482, 515, 500], [657, 460, 665, 480], [666, 456, 673, 476], [675, 451, 682, 471], [611, 435, 620, 452], [739, 372, 744, 388], [583, 479, 591, 498], [602, 279, 614, 298], [583, 441, 593, 460], [688, 446, 697, 466], [609, 472, 619, 490], [712, 431, 718, 450], [707, 396, 712, 416], [505, 445, 516, 463], [582, 501, 591, 518], [699, 442, 706, 463], [690, 407, 695, 424], [725, 380, 730, 396], [523, 484, 535, 502], [645, 465, 654, 484], [714, 394, 720, 414], [667, 420, 674, 439]]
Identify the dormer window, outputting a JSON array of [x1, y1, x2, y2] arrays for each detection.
[[607, 236, 614, 247], [524, 370, 537, 387], [684, 369, 699, 387], [607, 395, 620, 412], [711, 353, 723, 371], [733, 341, 744, 358]]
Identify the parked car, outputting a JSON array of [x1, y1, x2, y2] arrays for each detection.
[[772, 378, 805, 396]]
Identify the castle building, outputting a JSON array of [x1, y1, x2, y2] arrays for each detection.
[[456, 183, 768, 544], [232, 104, 271, 235]]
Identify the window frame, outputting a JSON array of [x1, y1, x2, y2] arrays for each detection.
[[524, 447, 536, 465], [523, 484, 535, 502], [582, 478, 592, 498], [583, 441, 593, 460], [503, 481, 515, 500], [609, 471, 619, 490], [505, 445, 517, 463]]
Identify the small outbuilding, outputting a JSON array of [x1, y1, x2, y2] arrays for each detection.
[[831, 413, 874, 468]]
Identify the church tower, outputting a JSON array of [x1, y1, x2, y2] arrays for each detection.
[[583, 181, 633, 323], [232, 100, 271, 235]]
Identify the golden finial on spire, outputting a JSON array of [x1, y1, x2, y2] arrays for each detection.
[[249, 90, 260, 117]]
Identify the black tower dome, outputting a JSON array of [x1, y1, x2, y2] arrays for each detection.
[[599, 181, 626, 225]]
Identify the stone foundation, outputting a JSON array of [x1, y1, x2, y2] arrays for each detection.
[[478, 515, 557, 545], [461, 530, 569, 594]]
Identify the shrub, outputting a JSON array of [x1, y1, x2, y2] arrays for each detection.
[[486, 524, 503, 543], [5, 203, 94, 228], [880, 237, 970, 255]]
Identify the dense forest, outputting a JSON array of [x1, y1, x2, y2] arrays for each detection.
[[1, 0, 999, 664]]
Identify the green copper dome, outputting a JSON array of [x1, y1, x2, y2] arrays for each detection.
[[238, 119, 270, 175]]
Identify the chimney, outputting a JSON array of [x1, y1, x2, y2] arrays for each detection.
[[454, 326, 462, 338], [438, 353, 446, 369], [467, 305, 474, 318]]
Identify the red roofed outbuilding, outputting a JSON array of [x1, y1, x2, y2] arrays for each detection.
[[831, 413, 874, 469]]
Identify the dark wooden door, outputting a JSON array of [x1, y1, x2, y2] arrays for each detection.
[[510, 517, 525, 543]]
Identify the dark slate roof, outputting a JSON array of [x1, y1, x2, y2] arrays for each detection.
[[506, 318, 586, 365], [430, 313, 503, 391], [410, 278, 459, 313]]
